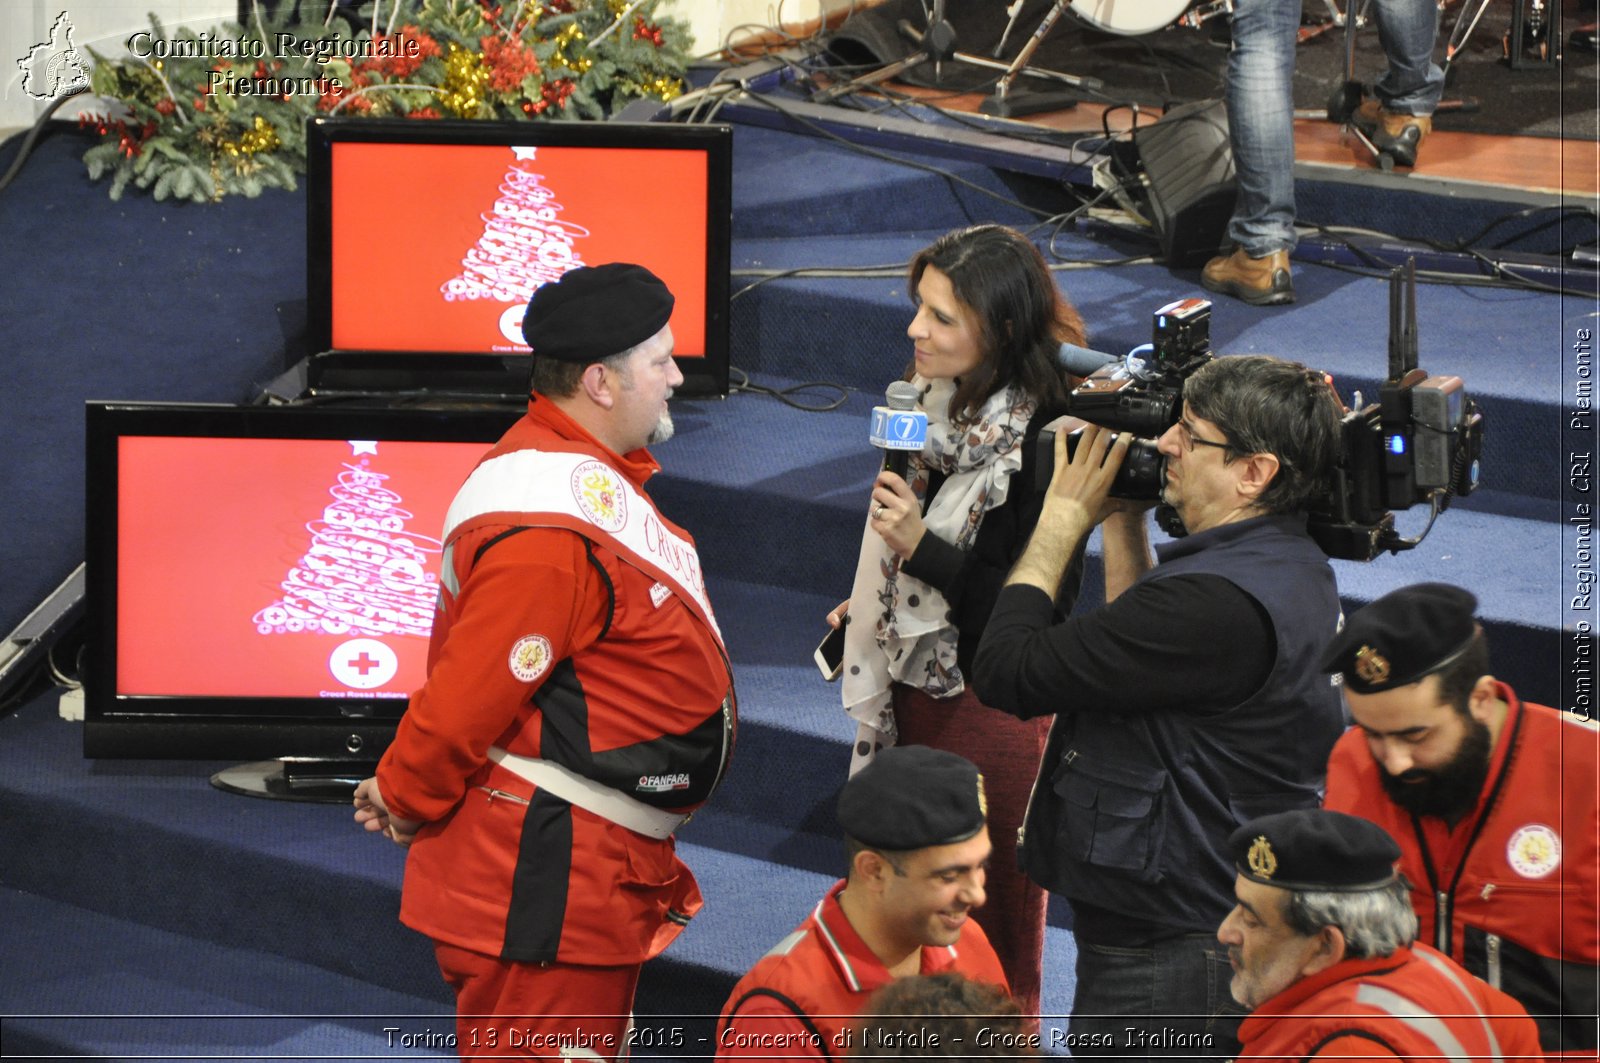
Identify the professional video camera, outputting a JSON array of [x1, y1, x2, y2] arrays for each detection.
[[1042, 296, 1214, 500], [1039, 261, 1484, 562]]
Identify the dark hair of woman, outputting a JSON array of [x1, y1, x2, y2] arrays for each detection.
[[906, 224, 1086, 427]]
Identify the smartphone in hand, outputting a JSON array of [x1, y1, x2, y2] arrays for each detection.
[[814, 618, 848, 681]]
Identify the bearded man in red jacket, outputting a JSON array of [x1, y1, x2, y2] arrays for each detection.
[[1320, 582, 1599, 1053]]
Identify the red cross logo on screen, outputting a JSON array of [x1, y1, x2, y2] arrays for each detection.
[[329, 638, 398, 690]]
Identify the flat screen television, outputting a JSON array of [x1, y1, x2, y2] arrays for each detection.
[[304, 116, 733, 398], [84, 400, 518, 798]]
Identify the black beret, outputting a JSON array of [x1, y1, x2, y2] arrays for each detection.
[[1319, 582, 1479, 694], [1229, 809, 1401, 893], [838, 746, 987, 851], [522, 263, 674, 364]]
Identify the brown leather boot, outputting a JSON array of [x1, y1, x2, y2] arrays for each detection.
[[1201, 247, 1294, 306], [1353, 98, 1433, 168]]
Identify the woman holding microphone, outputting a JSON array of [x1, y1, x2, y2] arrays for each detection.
[[830, 223, 1088, 1014]]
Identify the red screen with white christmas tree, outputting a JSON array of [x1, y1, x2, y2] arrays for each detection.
[[115, 435, 486, 699], [328, 142, 710, 358]]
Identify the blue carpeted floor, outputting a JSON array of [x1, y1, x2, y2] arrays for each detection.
[[0, 111, 1593, 1059]]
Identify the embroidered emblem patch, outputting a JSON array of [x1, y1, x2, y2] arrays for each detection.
[[1247, 835, 1278, 880], [570, 459, 627, 533], [1353, 645, 1391, 686], [508, 634, 553, 683], [1506, 824, 1561, 879]]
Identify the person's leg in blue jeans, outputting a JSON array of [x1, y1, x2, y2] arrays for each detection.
[[1066, 933, 1248, 1061], [1352, 0, 1444, 166], [1201, 0, 1301, 306], [1371, 0, 1445, 115]]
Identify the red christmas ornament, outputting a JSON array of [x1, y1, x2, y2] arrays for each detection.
[[155, 98, 176, 116], [480, 34, 541, 93], [541, 78, 575, 110], [633, 17, 664, 47]]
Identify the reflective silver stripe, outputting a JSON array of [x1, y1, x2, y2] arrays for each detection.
[[1354, 984, 1475, 1061], [440, 542, 459, 598], [443, 449, 720, 638], [1415, 946, 1504, 1062], [487, 746, 691, 840]]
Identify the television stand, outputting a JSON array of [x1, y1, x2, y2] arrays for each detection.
[[212, 757, 378, 803]]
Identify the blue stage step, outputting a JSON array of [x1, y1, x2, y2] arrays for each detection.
[[1, 887, 453, 1060]]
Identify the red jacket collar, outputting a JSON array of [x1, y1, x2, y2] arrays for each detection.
[[810, 880, 963, 996], [496, 392, 659, 488], [1239, 946, 1415, 1039]]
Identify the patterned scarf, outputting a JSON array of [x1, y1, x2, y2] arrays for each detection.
[[841, 375, 1036, 775]]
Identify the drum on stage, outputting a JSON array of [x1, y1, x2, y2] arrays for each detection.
[[1068, 0, 1195, 36]]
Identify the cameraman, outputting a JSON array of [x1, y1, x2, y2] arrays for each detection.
[[972, 355, 1347, 1060]]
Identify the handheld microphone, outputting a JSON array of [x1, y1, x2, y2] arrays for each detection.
[[869, 381, 928, 479]]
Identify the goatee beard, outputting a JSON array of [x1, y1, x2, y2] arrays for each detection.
[[647, 410, 675, 446], [1379, 716, 1493, 820]]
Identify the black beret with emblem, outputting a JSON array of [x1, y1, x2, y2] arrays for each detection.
[[838, 746, 987, 851], [1319, 582, 1479, 694], [1229, 809, 1401, 892], [522, 263, 674, 364]]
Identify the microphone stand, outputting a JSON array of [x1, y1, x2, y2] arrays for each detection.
[[979, 0, 1098, 118], [899, 19, 1103, 101]]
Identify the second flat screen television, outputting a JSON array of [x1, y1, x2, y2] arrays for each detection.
[[305, 116, 732, 396]]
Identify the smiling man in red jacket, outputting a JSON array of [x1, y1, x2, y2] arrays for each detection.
[[1321, 582, 1599, 1053], [353, 264, 736, 1059], [717, 747, 1007, 1060]]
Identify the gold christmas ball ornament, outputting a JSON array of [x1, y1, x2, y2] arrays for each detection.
[[240, 116, 280, 155], [554, 22, 585, 49], [440, 42, 491, 117]]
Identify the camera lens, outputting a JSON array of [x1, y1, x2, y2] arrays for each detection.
[[1040, 429, 1168, 501], [1114, 439, 1166, 500]]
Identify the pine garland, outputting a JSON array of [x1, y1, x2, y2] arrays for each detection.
[[79, 0, 693, 202]]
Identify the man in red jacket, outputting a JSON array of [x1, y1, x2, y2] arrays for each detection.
[[1321, 582, 1599, 1053], [1218, 808, 1540, 1060], [717, 746, 1008, 1060], [352, 264, 736, 1059]]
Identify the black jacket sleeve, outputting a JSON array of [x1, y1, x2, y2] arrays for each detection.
[[972, 571, 1275, 720]]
